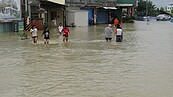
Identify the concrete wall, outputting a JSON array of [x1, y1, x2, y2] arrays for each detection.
[[66, 10, 88, 26], [0, 23, 3, 32], [48, 8, 64, 27], [57, 9, 64, 26], [66, 11, 75, 26], [0, 23, 14, 32], [75, 11, 88, 26]]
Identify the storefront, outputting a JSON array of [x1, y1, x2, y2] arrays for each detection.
[[80, 8, 93, 25], [96, 9, 109, 24], [40, 0, 65, 28]]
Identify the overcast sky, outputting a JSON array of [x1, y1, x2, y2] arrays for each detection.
[[151, 0, 173, 8]]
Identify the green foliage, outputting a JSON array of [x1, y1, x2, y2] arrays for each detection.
[[136, 0, 157, 16], [122, 16, 135, 23], [160, 7, 164, 11], [19, 32, 27, 40], [159, 10, 172, 16], [136, 0, 146, 16], [43, 22, 48, 30]]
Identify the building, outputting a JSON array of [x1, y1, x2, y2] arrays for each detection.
[[65, 0, 117, 25], [0, 0, 22, 32], [65, 0, 138, 25], [166, 4, 173, 13], [0, 0, 66, 32], [0, 0, 138, 32], [22, 0, 66, 30], [66, 10, 88, 26], [117, 0, 138, 17], [40, 0, 65, 28]]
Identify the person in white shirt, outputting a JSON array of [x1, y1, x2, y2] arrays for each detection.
[[58, 23, 63, 34], [30, 25, 38, 43], [114, 24, 123, 42], [105, 24, 113, 41]]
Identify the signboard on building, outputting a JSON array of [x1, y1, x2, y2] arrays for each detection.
[[18, 21, 24, 32], [0, 0, 21, 22]]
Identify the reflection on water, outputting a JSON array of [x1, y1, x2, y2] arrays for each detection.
[[0, 21, 173, 97]]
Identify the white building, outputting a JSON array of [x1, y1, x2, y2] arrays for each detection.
[[66, 10, 88, 26], [166, 4, 173, 13]]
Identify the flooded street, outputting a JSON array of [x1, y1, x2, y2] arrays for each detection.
[[0, 21, 173, 97]]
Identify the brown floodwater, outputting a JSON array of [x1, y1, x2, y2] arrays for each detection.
[[0, 21, 173, 97]]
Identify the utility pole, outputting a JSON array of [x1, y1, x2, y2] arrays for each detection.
[[146, 0, 147, 17], [25, 0, 28, 16], [28, 1, 32, 18], [146, 0, 149, 24]]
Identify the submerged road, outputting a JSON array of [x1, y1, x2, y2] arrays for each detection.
[[0, 21, 173, 97]]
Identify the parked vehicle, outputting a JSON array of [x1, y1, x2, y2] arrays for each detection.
[[156, 14, 171, 21], [135, 16, 145, 21], [135, 16, 150, 21], [170, 18, 173, 22]]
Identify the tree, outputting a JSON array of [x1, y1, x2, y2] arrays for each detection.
[[136, 0, 146, 16], [160, 7, 164, 11], [136, 0, 157, 16], [146, 0, 157, 16]]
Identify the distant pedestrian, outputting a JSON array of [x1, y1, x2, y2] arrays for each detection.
[[105, 24, 113, 41], [30, 25, 38, 43], [63, 26, 70, 41], [42, 27, 50, 44], [58, 23, 63, 34], [147, 16, 150, 24], [114, 24, 123, 42]]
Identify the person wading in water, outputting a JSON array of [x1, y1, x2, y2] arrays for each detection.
[[105, 24, 113, 41], [42, 27, 50, 44], [114, 24, 123, 42], [30, 25, 38, 43]]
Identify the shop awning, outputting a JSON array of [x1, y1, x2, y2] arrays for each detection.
[[47, 0, 65, 5], [41, 0, 65, 8], [116, 4, 133, 7], [103, 7, 117, 10]]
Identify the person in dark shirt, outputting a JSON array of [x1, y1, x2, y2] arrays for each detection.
[[42, 27, 50, 44]]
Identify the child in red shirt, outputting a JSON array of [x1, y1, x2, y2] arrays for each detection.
[[63, 26, 70, 41]]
